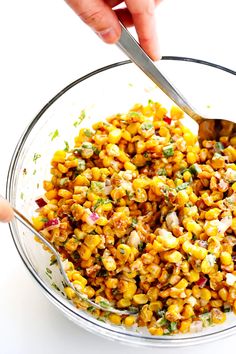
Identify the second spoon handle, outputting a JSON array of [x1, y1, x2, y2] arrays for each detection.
[[117, 23, 202, 123]]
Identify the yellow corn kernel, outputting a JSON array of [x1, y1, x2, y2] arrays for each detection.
[[64, 237, 79, 252], [220, 251, 232, 266], [108, 128, 122, 144], [96, 216, 108, 226], [123, 282, 137, 299], [83, 286, 95, 299], [185, 220, 202, 236], [200, 288, 211, 301], [72, 272, 87, 287], [179, 319, 192, 333], [45, 189, 58, 200], [218, 288, 228, 302], [53, 150, 66, 163], [182, 304, 194, 319], [133, 177, 150, 189], [74, 175, 90, 186], [177, 190, 189, 206], [233, 300, 236, 313], [149, 301, 163, 312], [105, 278, 118, 289], [84, 234, 101, 250], [64, 287, 76, 300], [117, 298, 131, 308], [132, 154, 147, 167], [57, 163, 68, 174], [182, 241, 207, 260], [78, 244, 92, 261], [109, 314, 121, 325], [148, 327, 164, 336], [183, 170, 192, 182], [205, 208, 221, 221], [175, 278, 188, 290], [157, 231, 179, 250], [58, 189, 73, 199], [224, 146, 236, 162], [188, 270, 200, 282], [187, 152, 197, 165], [211, 308, 226, 324], [133, 294, 148, 305], [170, 106, 184, 120], [163, 250, 182, 263], [73, 279, 86, 291], [146, 287, 159, 302], [116, 244, 131, 262], [124, 315, 136, 327], [136, 140, 146, 153], [124, 161, 136, 171], [32, 216, 46, 231], [110, 187, 126, 200], [102, 256, 116, 271], [192, 285, 201, 298], [165, 304, 181, 322]]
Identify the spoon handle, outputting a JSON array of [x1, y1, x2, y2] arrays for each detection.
[[117, 23, 202, 123]]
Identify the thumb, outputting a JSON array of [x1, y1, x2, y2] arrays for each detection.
[[65, 0, 121, 43], [0, 198, 14, 223]]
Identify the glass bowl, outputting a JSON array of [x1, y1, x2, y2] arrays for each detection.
[[7, 57, 236, 347]]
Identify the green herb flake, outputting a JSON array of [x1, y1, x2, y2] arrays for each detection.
[[189, 164, 202, 175], [77, 159, 86, 171], [33, 169, 37, 175], [20, 192, 24, 200], [168, 321, 177, 332], [215, 141, 224, 153], [87, 306, 96, 312], [60, 177, 69, 186], [176, 182, 190, 191], [94, 198, 112, 210], [51, 283, 60, 292], [157, 168, 167, 176], [99, 300, 110, 308], [41, 217, 49, 222], [84, 129, 93, 138], [138, 242, 145, 252], [163, 145, 174, 157], [64, 141, 70, 152], [73, 110, 86, 127], [49, 129, 59, 141], [46, 267, 52, 274], [33, 153, 41, 163], [131, 218, 138, 228], [141, 122, 153, 131]]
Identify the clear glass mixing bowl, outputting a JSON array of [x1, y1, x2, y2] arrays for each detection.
[[7, 57, 236, 347]]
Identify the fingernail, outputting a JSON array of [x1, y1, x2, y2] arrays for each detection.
[[96, 28, 118, 43]]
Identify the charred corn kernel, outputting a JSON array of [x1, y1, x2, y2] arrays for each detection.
[[133, 294, 148, 305], [146, 287, 159, 302], [78, 244, 92, 261], [117, 244, 131, 262], [165, 304, 181, 321], [123, 282, 137, 299], [220, 251, 232, 266], [53, 150, 66, 163], [124, 161, 136, 171], [108, 128, 122, 144], [187, 152, 197, 165], [102, 256, 116, 271], [205, 208, 221, 220], [64, 237, 79, 252], [105, 278, 118, 289], [182, 304, 195, 319], [124, 316, 136, 327], [163, 250, 182, 263], [84, 234, 101, 250], [117, 298, 131, 308], [188, 270, 200, 282], [132, 154, 147, 167], [211, 308, 226, 324], [210, 299, 223, 307], [200, 288, 211, 301], [64, 287, 76, 299], [179, 319, 192, 333], [140, 304, 153, 322], [218, 288, 228, 301], [148, 327, 164, 336], [109, 314, 121, 325], [177, 190, 189, 206]]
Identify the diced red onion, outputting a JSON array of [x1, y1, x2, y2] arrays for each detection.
[[196, 276, 208, 288], [163, 116, 171, 125], [44, 218, 60, 230], [87, 212, 99, 225], [35, 197, 47, 208]]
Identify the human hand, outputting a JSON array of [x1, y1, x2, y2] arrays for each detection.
[[65, 0, 162, 61], [0, 198, 14, 223]]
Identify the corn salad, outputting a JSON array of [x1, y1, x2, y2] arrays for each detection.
[[33, 100, 236, 335]]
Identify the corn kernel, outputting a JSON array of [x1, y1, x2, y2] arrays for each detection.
[[220, 251, 232, 266], [102, 256, 116, 271], [109, 314, 121, 325], [133, 294, 149, 305], [64, 287, 76, 299], [124, 316, 136, 327], [108, 128, 122, 144]]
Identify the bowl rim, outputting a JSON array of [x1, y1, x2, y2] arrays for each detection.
[[6, 56, 236, 345]]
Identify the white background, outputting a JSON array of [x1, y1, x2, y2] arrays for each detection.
[[0, 0, 235, 353]]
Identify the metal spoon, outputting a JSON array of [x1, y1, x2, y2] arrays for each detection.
[[12, 205, 137, 315], [117, 23, 236, 142]]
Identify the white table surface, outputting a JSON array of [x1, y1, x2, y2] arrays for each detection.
[[0, 0, 235, 353]]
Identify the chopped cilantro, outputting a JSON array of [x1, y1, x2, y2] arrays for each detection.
[[87, 306, 96, 312], [33, 153, 41, 163], [92, 146, 101, 155], [84, 129, 93, 137], [215, 141, 224, 153], [49, 129, 59, 141], [94, 198, 112, 210], [73, 109, 86, 127], [189, 164, 202, 175], [60, 177, 69, 186], [163, 145, 174, 157], [141, 122, 153, 131], [131, 218, 138, 228], [64, 141, 70, 152], [77, 159, 86, 171], [138, 242, 146, 252], [168, 321, 177, 332], [82, 142, 93, 149], [176, 182, 190, 191], [157, 168, 167, 176], [99, 300, 110, 308], [41, 217, 49, 222]]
